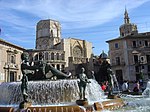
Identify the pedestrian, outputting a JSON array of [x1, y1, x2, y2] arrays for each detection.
[[133, 80, 140, 92], [101, 82, 106, 91], [122, 80, 129, 92]]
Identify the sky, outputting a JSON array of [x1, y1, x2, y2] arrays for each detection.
[[0, 0, 150, 55]]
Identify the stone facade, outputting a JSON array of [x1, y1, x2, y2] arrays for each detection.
[[0, 39, 25, 82], [36, 19, 61, 50], [27, 19, 93, 77], [106, 9, 150, 84]]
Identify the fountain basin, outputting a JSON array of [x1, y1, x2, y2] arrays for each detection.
[[0, 98, 125, 112], [94, 98, 125, 111]]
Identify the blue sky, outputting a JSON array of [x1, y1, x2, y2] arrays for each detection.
[[0, 0, 150, 55]]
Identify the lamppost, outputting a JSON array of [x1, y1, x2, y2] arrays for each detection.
[[7, 64, 10, 82], [4, 63, 10, 82], [137, 60, 143, 78]]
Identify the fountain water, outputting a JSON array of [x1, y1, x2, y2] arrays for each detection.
[[0, 79, 104, 106], [112, 80, 150, 112]]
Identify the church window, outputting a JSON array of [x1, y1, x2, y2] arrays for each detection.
[[132, 41, 137, 47], [61, 54, 64, 60], [7, 49, 16, 64], [133, 55, 138, 64], [51, 30, 53, 37], [51, 53, 54, 60], [139, 41, 142, 45], [73, 46, 82, 57], [10, 55, 15, 64], [57, 64, 60, 70], [61, 65, 65, 72], [116, 57, 120, 65], [146, 55, 150, 63], [115, 43, 119, 49], [56, 53, 59, 60], [61, 65, 64, 69], [144, 40, 148, 47], [45, 52, 49, 60], [10, 71, 15, 82]]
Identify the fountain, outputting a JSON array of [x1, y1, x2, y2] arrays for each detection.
[[0, 80, 126, 112], [0, 79, 103, 105], [0, 53, 125, 112]]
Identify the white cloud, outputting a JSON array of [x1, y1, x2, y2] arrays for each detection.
[[0, 0, 149, 49], [0, 0, 149, 29], [3, 33, 33, 42]]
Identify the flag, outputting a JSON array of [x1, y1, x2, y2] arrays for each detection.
[[0, 28, 1, 35]]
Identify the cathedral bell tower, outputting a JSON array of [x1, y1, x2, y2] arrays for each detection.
[[119, 8, 138, 37], [36, 19, 61, 50]]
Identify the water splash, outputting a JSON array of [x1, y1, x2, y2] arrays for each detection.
[[0, 79, 104, 105], [142, 81, 150, 97]]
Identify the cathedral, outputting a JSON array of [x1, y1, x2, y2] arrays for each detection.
[[27, 19, 93, 77]]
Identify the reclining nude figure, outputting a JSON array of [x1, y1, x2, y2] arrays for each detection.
[[21, 52, 71, 81]]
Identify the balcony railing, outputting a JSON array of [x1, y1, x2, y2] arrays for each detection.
[[111, 62, 125, 66], [4, 63, 18, 69]]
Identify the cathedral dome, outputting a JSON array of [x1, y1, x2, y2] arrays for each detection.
[[119, 8, 138, 37], [99, 51, 108, 59]]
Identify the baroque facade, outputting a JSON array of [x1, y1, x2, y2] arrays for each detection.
[[106, 9, 150, 84], [0, 39, 25, 82], [27, 19, 93, 77]]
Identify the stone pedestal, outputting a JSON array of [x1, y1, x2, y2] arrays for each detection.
[[107, 94, 120, 99], [19, 101, 32, 109], [76, 100, 88, 106]]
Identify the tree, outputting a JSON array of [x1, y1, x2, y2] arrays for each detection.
[[95, 60, 111, 83]]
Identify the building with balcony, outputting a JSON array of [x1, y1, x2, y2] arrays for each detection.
[[0, 39, 25, 82], [26, 19, 93, 77], [106, 9, 150, 84]]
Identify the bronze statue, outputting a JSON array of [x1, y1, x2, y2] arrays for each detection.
[[21, 74, 28, 102], [21, 52, 71, 81], [20, 52, 38, 102], [21, 52, 37, 76], [78, 67, 91, 100]]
